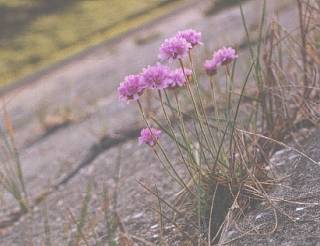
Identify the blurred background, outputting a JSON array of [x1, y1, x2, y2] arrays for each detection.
[[0, 0, 245, 86], [0, 0, 171, 85]]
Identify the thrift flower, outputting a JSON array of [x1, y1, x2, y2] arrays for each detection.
[[118, 74, 144, 103], [204, 59, 220, 76], [138, 128, 161, 146], [176, 29, 202, 47], [213, 46, 238, 65], [141, 63, 171, 89], [168, 68, 192, 88], [159, 37, 191, 61]]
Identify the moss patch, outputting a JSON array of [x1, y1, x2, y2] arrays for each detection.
[[0, 0, 183, 86]]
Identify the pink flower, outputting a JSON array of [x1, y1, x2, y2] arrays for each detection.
[[213, 47, 238, 66], [138, 128, 161, 146], [204, 59, 219, 76], [168, 68, 192, 88], [141, 63, 171, 89], [159, 37, 191, 61], [204, 47, 238, 75], [176, 29, 202, 47], [118, 74, 144, 103]]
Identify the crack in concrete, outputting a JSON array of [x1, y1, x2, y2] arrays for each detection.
[[0, 127, 140, 229], [55, 128, 140, 187]]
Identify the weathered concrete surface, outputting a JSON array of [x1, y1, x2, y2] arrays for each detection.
[[0, 0, 298, 244], [0, 132, 185, 245], [222, 130, 320, 246]]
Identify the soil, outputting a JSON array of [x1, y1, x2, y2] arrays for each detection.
[[222, 130, 320, 246]]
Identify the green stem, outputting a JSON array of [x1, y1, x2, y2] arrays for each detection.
[[179, 59, 217, 162], [137, 99, 193, 195], [188, 52, 218, 153], [158, 90, 197, 189]]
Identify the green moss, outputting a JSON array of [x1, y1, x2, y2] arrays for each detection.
[[0, 0, 180, 85], [204, 0, 248, 16]]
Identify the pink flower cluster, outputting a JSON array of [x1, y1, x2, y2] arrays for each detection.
[[167, 68, 192, 88], [141, 63, 171, 89], [159, 29, 202, 61], [159, 37, 191, 61], [214, 47, 238, 65], [204, 47, 238, 76], [118, 75, 145, 103], [118, 65, 192, 103], [138, 128, 161, 146], [117, 29, 239, 146], [204, 59, 219, 76], [176, 29, 202, 47], [118, 29, 202, 103]]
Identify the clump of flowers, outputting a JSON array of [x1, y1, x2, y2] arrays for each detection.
[[118, 74, 144, 103], [167, 68, 192, 88], [138, 128, 161, 146], [117, 28, 261, 242], [141, 63, 171, 89], [117, 30, 239, 151], [159, 37, 192, 61], [116, 22, 312, 242], [176, 29, 202, 47]]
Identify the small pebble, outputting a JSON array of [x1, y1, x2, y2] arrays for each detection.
[[150, 224, 159, 229], [132, 212, 143, 219]]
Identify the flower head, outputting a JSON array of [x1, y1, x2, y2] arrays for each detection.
[[168, 68, 192, 88], [141, 63, 171, 89], [204, 59, 220, 76], [118, 74, 144, 103], [138, 128, 161, 146], [159, 37, 191, 61], [213, 47, 238, 66], [176, 29, 202, 47]]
